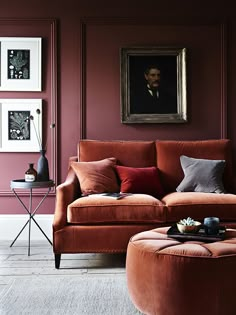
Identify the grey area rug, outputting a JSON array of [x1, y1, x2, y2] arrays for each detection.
[[0, 274, 143, 315]]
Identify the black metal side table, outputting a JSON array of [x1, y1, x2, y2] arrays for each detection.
[[10, 179, 55, 256]]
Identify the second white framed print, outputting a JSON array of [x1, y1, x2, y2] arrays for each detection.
[[0, 99, 42, 152]]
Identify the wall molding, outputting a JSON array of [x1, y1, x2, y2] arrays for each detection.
[[0, 214, 53, 241], [80, 18, 227, 140], [220, 23, 227, 138], [80, 22, 87, 139]]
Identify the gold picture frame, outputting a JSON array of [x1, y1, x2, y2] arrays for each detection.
[[120, 47, 187, 124]]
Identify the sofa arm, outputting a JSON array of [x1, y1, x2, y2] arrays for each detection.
[[53, 165, 80, 232]]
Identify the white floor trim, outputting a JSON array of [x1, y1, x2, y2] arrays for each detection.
[[0, 214, 54, 241]]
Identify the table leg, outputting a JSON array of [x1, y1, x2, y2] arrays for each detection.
[[10, 187, 53, 255], [28, 188, 32, 256], [10, 189, 31, 247], [29, 187, 52, 245], [10, 219, 30, 247], [31, 217, 52, 245]]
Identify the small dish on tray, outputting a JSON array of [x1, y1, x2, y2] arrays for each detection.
[[167, 224, 226, 242], [176, 220, 201, 233]]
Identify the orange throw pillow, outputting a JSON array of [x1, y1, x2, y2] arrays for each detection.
[[71, 157, 119, 195], [115, 165, 164, 198]]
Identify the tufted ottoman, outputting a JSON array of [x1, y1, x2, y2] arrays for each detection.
[[126, 227, 236, 315]]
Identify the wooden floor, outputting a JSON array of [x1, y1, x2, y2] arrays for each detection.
[[0, 241, 137, 315], [0, 240, 127, 279]]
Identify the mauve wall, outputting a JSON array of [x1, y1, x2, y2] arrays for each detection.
[[0, 0, 236, 214]]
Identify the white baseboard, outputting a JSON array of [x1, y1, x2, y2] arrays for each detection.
[[0, 214, 54, 241]]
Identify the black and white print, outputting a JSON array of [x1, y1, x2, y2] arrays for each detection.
[[8, 49, 30, 80]]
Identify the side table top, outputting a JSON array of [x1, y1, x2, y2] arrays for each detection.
[[10, 179, 55, 189]]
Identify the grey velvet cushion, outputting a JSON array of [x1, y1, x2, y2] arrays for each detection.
[[176, 155, 226, 193]]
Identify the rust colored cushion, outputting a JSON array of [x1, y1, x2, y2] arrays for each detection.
[[67, 194, 165, 224], [162, 191, 236, 223], [71, 158, 119, 196], [78, 140, 156, 167], [115, 165, 164, 198]]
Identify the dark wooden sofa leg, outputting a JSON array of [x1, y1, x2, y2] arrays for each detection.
[[55, 254, 61, 269]]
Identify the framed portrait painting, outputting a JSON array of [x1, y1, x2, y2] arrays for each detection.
[[120, 47, 187, 123], [0, 99, 42, 152], [0, 37, 42, 91]]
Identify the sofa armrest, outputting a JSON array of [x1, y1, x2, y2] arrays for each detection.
[[53, 161, 80, 232]]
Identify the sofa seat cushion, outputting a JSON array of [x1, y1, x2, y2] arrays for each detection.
[[67, 194, 165, 224], [162, 192, 236, 223]]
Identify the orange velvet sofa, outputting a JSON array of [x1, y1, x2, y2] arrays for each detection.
[[53, 139, 236, 268]]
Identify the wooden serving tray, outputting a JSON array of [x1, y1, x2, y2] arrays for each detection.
[[167, 224, 226, 242]]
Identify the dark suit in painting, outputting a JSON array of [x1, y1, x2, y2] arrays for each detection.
[[130, 85, 177, 114]]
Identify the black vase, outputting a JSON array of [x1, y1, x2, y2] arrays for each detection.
[[37, 149, 50, 181]]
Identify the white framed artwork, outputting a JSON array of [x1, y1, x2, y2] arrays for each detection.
[[0, 99, 42, 152], [0, 37, 42, 91]]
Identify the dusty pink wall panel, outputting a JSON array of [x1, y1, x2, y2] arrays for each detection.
[[85, 23, 225, 141]]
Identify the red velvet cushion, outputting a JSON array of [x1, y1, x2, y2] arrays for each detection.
[[115, 165, 164, 198]]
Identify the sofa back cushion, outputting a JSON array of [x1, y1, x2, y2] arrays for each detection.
[[156, 139, 234, 193], [78, 140, 156, 167]]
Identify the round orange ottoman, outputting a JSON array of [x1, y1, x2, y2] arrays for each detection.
[[126, 227, 236, 315]]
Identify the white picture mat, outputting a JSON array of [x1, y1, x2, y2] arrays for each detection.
[[0, 99, 42, 152], [0, 37, 42, 91]]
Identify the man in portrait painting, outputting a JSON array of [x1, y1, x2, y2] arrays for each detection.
[[130, 63, 177, 114]]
